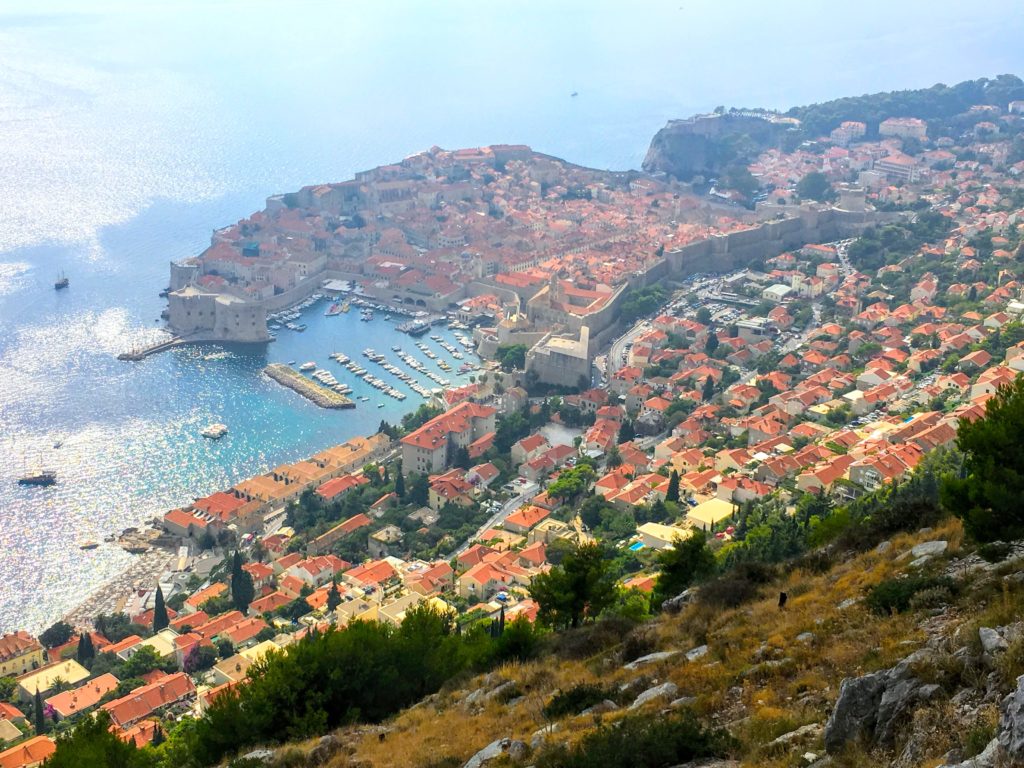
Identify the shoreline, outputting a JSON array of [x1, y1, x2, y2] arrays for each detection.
[[62, 547, 178, 630]]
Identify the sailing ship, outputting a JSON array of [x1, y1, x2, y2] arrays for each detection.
[[54, 271, 69, 290]]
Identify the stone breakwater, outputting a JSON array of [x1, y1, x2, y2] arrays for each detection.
[[263, 364, 355, 409]]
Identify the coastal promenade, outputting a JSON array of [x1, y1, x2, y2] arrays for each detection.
[[264, 364, 355, 408]]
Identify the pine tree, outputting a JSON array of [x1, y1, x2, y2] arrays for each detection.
[[76, 632, 94, 665], [666, 469, 681, 503], [33, 688, 46, 734], [395, 466, 406, 499], [152, 584, 169, 632], [230, 550, 255, 613]]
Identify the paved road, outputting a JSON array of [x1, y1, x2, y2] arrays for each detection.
[[607, 320, 649, 377], [448, 485, 539, 558]]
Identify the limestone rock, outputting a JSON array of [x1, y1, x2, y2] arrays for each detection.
[[662, 587, 698, 614], [797, 632, 816, 644], [1000, 674, 1024, 759], [980, 627, 1009, 655], [908, 540, 948, 559], [630, 681, 679, 710], [824, 650, 936, 754], [530, 723, 559, 750], [624, 650, 679, 670], [837, 597, 860, 610], [462, 738, 528, 768], [670, 695, 697, 709], [936, 737, 1000, 768], [876, 540, 892, 554], [307, 734, 342, 766], [580, 699, 618, 716], [770, 722, 823, 748], [686, 644, 709, 662]]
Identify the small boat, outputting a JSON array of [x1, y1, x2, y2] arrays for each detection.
[[571, 91, 578, 98], [54, 272, 69, 290], [377, 403, 385, 408], [79, 540, 99, 550], [200, 423, 229, 439], [287, 360, 296, 365], [53, 439, 64, 449], [325, 302, 343, 317], [299, 361, 316, 371], [18, 470, 56, 486], [341, 300, 351, 313]]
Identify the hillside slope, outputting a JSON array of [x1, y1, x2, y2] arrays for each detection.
[[242, 518, 1024, 768]]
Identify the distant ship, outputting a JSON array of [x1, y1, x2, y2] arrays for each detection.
[[79, 540, 99, 550], [18, 470, 56, 487], [54, 272, 69, 290]]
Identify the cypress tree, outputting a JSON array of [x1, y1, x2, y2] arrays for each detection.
[[230, 550, 255, 613], [498, 604, 505, 636], [151, 724, 165, 747], [395, 465, 405, 499], [701, 376, 715, 402], [33, 688, 46, 734], [327, 581, 341, 613], [666, 469, 681, 503], [152, 584, 169, 632], [76, 632, 95, 665]]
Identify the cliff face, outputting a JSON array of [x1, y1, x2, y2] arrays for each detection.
[[642, 112, 794, 180]]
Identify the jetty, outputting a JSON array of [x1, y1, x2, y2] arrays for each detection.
[[117, 336, 184, 361], [264, 363, 355, 408]]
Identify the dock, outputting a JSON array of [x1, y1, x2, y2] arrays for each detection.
[[117, 337, 184, 361], [264, 363, 356, 409]]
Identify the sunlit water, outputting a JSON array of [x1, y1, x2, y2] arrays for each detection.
[[0, 0, 1021, 632]]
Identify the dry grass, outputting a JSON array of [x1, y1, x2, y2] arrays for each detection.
[[331, 520, 989, 768]]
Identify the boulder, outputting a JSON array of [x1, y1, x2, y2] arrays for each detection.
[[686, 644, 709, 662], [876, 540, 892, 554], [796, 632, 816, 644], [307, 734, 342, 766], [629, 681, 679, 710], [530, 723, 560, 750], [908, 540, 948, 559], [670, 695, 698, 709], [824, 650, 936, 754], [837, 597, 860, 610], [580, 699, 618, 716], [462, 738, 528, 768], [936, 737, 1000, 768], [769, 722, 822, 748], [239, 750, 274, 765], [979, 627, 1009, 655], [999, 674, 1024, 760], [624, 650, 679, 670], [662, 588, 698, 614]]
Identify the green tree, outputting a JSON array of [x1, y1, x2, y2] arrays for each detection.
[[665, 470, 681, 503], [0, 677, 16, 701], [39, 621, 73, 649], [409, 472, 430, 506], [617, 420, 635, 444], [326, 582, 341, 613], [453, 446, 471, 470], [696, 306, 712, 325], [605, 445, 622, 469], [152, 584, 169, 633], [75, 632, 95, 665], [496, 344, 528, 372], [394, 464, 406, 499], [33, 688, 46, 734], [796, 171, 834, 202], [529, 543, 616, 629], [230, 550, 255, 613], [652, 530, 716, 607], [705, 333, 719, 355], [44, 710, 148, 768], [941, 376, 1024, 541], [701, 376, 715, 402]]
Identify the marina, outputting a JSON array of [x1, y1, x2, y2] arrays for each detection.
[[264, 363, 356, 409]]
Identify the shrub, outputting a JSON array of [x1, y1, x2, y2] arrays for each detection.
[[908, 585, 953, 610], [542, 683, 618, 720], [545, 615, 636, 660], [535, 711, 735, 768], [697, 562, 776, 610], [621, 628, 657, 664], [866, 576, 953, 615], [978, 542, 1013, 563]]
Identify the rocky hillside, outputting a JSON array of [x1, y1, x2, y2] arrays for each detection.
[[229, 518, 1024, 768]]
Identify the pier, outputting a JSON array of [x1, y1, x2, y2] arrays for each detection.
[[264, 363, 356, 409], [117, 336, 184, 361]]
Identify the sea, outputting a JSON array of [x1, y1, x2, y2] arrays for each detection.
[[1, 0, 1021, 634]]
